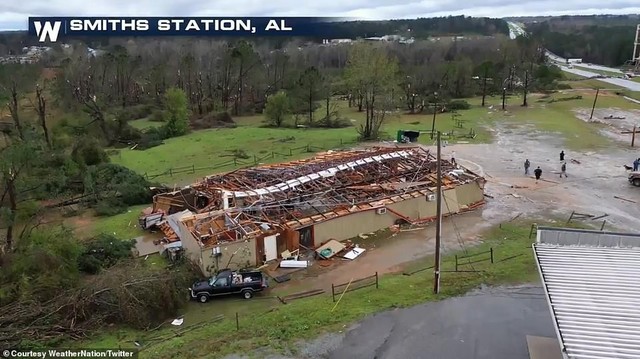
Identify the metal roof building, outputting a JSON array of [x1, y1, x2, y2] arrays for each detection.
[[533, 226, 640, 359]]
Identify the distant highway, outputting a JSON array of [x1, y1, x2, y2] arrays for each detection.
[[546, 50, 640, 91], [505, 22, 640, 91]]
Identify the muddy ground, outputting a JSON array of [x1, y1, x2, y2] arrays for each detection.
[[574, 107, 640, 144], [222, 113, 640, 358]]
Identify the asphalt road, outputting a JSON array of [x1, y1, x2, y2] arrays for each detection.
[[545, 50, 640, 91], [561, 66, 640, 91], [326, 285, 556, 359]]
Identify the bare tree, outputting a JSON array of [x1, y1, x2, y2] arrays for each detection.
[[32, 84, 51, 148], [6, 81, 23, 140]]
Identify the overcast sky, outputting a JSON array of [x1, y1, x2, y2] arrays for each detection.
[[1, 0, 640, 30]]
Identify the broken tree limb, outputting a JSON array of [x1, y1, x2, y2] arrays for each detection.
[[614, 196, 637, 203]]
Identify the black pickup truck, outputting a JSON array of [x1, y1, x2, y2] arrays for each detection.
[[190, 270, 268, 303]]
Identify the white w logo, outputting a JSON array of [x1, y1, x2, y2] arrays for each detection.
[[33, 21, 62, 43]]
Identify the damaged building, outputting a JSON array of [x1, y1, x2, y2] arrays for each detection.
[[146, 146, 486, 275]]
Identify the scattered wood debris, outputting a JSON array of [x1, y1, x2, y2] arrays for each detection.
[[614, 196, 636, 203], [277, 289, 325, 304], [591, 214, 609, 221], [567, 211, 595, 223]]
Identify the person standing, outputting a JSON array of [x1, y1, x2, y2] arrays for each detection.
[[634, 158, 639, 172], [534, 166, 542, 183], [560, 162, 567, 178], [451, 151, 457, 166], [524, 159, 531, 175], [560, 150, 565, 161]]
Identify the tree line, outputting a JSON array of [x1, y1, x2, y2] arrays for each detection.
[[0, 15, 509, 55], [526, 15, 638, 67]]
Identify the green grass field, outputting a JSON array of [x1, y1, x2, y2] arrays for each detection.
[[79, 222, 544, 358], [111, 100, 498, 184], [111, 91, 640, 185]]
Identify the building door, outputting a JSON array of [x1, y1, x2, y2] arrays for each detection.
[[264, 235, 278, 261], [298, 227, 313, 248]]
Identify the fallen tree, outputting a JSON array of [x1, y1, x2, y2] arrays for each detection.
[[0, 260, 192, 348]]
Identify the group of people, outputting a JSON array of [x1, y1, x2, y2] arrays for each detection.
[[524, 150, 568, 183]]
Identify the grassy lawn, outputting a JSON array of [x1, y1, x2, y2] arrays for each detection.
[[111, 100, 496, 184], [76, 221, 551, 358], [65, 205, 149, 240], [129, 118, 163, 130], [538, 91, 639, 149], [91, 205, 148, 239], [109, 91, 640, 185], [560, 78, 625, 90]]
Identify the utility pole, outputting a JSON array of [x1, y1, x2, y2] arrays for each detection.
[[433, 131, 443, 294], [522, 70, 529, 107], [481, 66, 488, 107], [430, 92, 438, 139], [590, 88, 600, 120], [502, 87, 506, 110]]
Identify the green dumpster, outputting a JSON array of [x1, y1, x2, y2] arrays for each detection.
[[396, 130, 405, 142]]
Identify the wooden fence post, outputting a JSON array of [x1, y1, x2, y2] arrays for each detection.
[[169, 168, 173, 177], [191, 164, 195, 173], [254, 155, 258, 164], [455, 255, 458, 272], [529, 223, 537, 239], [233, 158, 237, 166], [235, 312, 239, 331], [375, 272, 379, 289], [490, 248, 494, 264], [331, 283, 335, 302], [601, 220, 606, 231]]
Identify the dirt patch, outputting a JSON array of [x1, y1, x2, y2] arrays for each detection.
[[450, 122, 640, 232], [573, 107, 640, 143]]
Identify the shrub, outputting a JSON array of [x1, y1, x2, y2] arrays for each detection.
[[448, 100, 471, 110], [78, 234, 136, 274], [71, 138, 109, 167], [148, 109, 166, 122], [94, 197, 127, 216], [115, 104, 155, 122]]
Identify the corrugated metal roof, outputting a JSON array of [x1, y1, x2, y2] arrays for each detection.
[[534, 228, 640, 359]]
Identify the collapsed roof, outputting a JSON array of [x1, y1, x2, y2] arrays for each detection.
[[155, 146, 485, 248]]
